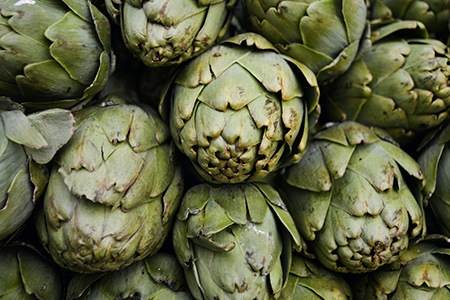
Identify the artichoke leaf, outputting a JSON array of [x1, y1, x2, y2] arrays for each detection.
[[342, 0, 367, 42], [211, 185, 248, 225], [1, 110, 47, 149]]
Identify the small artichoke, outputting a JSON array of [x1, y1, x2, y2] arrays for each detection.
[[322, 21, 450, 144], [173, 182, 304, 299], [0, 97, 74, 241], [36, 94, 184, 273], [352, 237, 450, 299], [0, 0, 113, 111], [282, 121, 425, 273], [0, 243, 64, 300], [243, 0, 368, 83], [417, 120, 450, 236], [369, 0, 450, 43], [105, 0, 236, 67], [161, 33, 320, 184], [66, 252, 193, 299], [279, 253, 353, 299]]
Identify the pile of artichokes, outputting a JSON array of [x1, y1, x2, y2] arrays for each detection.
[[1, 0, 450, 299]]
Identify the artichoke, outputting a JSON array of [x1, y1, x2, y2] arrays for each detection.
[[282, 121, 425, 273], [279, 253, 352, 299], [0, 243, 64, 299], [321, 21, 450, 144], [66, 252, 193, 299], [0, 97, 74, 242], [417, 119, 450, 236], [0, 0, 113, 111], [105, 0, 236, 67], [243, 0, 368, 83], [161, 33, 319, 184], [36, 92, 184, 273], [352, 237, 450, 299], [369, 0, 450, 43], [173, 182, 304, 299]]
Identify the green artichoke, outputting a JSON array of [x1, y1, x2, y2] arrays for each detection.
[[66, 252, 193, 299], [279, 253, 353, 299], [321, 22, 450, 144], [369, 0, 450, 43], [0, 243, 64, 300], [173, 182, 304, 299], [161, 33, 320, 184], [36, 93, 184, 273], [0, 97, 74, 241], [0, 0, 113, 111], [282, 121, 425, 273], [417, 120, 450, 236], [105, 0, 236, 67], [352, 237, 450, 299], [243, 0, 368, 83]]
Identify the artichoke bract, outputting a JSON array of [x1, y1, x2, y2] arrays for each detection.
[[161, 33, 320, 184], [369, 0, 450, 43], [66, 252, 193, 299], [0, 243, 64, 299], [282, 121, 425, 273], [279, 253, 352, 299], [322, 22, 450, 144], [36, 96, 184, 273], [352, 237, 450, 299], [173, 182, 304, 299], [0, 0, 113, 111], [0, 97, 75, 242], [417, 120, 450, 236], [243, 0, 368, 83], [106, 0, 236, 67]]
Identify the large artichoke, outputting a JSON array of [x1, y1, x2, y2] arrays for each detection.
[[173, 182, 304, 299], [321, 21, 450, 144], [352, 237, 450, 299], [0, 243, 64, 299], [243, 0, 368, 83], [0, 0, 113, 111], [66, 252, 193, 299], [0, 97, 74, 242], [282, 121, 425, 273], [417, 119, 450, 236], [105, 0, 236, 67], [36, 91, 184, 273], [161, 33, 319, 184], [280, 253, 353, 299], [369, 0, 450, 43]]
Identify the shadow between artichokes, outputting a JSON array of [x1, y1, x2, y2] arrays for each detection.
[[36, 97, 184, 273], [160, 32, 320, 184], [281, 121, 426, 273]]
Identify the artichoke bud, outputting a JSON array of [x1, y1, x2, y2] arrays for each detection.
[[66, 252, 193, 299], [352, 236, 450, 299], [417, 119, 450, 236], [0, 97, 75, 242], [0, 242, 64, 300], [173, 182, 304, 300], [0, 0, 113, 111], [321, 21, 450, 145], [162, 32, 320, 184], [282, 121, 425, 273], [36, 94, 184, 273], [243, 0, 368, 83], [107, 0, 236, 67]]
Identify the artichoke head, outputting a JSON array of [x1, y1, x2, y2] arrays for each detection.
[[173, 182, 304, 299], [282, 121, 425, 273], [36, 99, 184, 273], [162, 33, 320, 184], [0, 0, 113, 111]]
